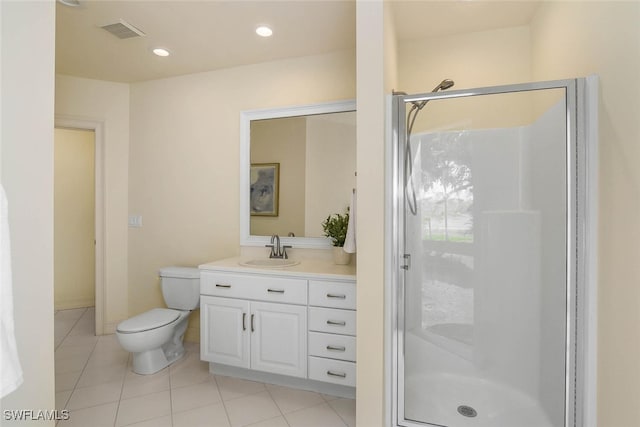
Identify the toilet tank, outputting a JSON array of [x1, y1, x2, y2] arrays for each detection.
[[159, 267, 200, 310]]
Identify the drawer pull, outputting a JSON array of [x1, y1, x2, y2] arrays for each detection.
[[251, 314, 255, 332], [327, 320, 346, 326], [327, 370, 347, 378], [216, 284, 231, 288], [326, 345, 346, 352], [267, 288, 285, 294], [326, 293, 346, 299], [242, 313, 246, 331]]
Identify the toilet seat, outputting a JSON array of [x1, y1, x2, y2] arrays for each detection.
[[116, 308, 180, 334]]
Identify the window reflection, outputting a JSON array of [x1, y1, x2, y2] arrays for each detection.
[[417, 132, 473, 243]]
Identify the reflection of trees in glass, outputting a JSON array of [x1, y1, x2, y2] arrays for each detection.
[[418, 132, 473, 241]]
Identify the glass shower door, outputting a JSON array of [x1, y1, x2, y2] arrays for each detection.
[[394, 81, 579, 427]]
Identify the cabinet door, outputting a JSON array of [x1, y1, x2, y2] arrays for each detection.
[[200, 296, 249, 368], [250, 302, 307, 378]]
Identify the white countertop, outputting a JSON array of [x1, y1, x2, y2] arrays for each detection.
[[199, 256, 356, 281]]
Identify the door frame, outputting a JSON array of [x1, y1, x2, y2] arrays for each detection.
[[54, 116, 105, 335], [386, 77, 598, 427]]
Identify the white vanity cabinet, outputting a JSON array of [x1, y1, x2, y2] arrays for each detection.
[[199, 259, 357, 393], [200, 272, 307, 378], [307, 280, 357, 387]]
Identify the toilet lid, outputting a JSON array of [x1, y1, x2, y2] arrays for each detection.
[[117, 308, 181, 333]]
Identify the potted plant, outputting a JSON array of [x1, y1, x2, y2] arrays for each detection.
[[322, 209, 351, 265]]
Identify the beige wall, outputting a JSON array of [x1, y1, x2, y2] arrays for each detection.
[[398, 25, 533, 130], [355, 0, 396, 425], [250, 117, 306, 237], [129, 50, 355, 342], [54, 128, 95, 310], [398, 25, 532, 93], [0, 0, 55, 423], [55, 75, 130, 333], [530, 3, 640, 426]]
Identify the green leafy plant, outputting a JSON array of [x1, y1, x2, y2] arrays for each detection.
[[321, 208, 350, 247]]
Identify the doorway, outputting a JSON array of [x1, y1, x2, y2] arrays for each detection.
[[54, 128, 95, 314], [54, 118, 105, 337]]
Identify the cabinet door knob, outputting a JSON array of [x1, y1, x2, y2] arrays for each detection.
[[327, 370, 347, 378], [326, 293, 346, 299], [326, 345, 346, 352], [327, 320, 346, 326]]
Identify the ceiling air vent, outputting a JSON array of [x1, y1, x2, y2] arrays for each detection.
[[100, 19, 146, 39]]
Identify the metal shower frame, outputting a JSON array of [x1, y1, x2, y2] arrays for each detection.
[[387, 78, 595, 427]]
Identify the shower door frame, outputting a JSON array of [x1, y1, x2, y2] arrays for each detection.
[[388, 78, 597, 427]]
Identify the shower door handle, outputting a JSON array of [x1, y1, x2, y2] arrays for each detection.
[[401, 254, 411, 270]]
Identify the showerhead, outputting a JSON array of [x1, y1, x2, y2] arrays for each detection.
[[433, 79, 455, 92], [409, 79, 455, 111]]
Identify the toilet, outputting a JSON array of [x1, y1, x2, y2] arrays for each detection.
[[116, 266, 200, 375]]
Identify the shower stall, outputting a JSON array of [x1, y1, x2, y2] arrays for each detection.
[[389, 79, 597, 427]]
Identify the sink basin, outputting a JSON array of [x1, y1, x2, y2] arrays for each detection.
[[239, 259, 300, 268]]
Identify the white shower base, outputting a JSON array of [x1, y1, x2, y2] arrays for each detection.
[[403, 332, 556, 427], [404, 372, 553, 427]]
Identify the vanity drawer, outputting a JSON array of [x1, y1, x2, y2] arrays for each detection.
[[308, 356, 356, 387], [201, 272, 307, 305], [308, 307, 356, 336], [309, 280, 356, 310], [308, 332, 356, 362]]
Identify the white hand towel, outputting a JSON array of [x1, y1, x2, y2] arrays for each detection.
[[0, 185, 23, 398], [344, 190, 357, 253]]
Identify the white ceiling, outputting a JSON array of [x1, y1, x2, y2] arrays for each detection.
[[55, 0, 541, 83]]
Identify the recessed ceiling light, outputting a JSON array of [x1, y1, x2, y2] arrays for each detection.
[[255, 26, 273, 37], [153, 48, 170, 57]]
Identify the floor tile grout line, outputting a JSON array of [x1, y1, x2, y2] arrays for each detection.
[[111, 353, 129, 427], [285, 400, 343, 422], [57, 309, 101, 403], [263, 381, 288, 420], [327, 400, 351, 427], [214, 383, 268, 404], [262, 383, 293, 427], [168, 363, 175, 427], [116, 389, 172, 427], [55, 307, 88, 351], [210, 372, 240, 427], [62, 308, 121, 423]]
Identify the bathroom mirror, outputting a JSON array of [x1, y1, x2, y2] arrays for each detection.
[[240, 100, 356, 248]]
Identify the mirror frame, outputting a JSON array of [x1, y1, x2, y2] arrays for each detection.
[[240, 99, 356, 249]]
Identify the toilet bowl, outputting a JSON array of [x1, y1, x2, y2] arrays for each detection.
[[116, 267, 200, 375]]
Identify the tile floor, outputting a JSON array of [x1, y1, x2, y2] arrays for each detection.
[[54, 308, 356, 427]]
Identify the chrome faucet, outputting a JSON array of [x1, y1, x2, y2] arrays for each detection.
[[266, 234, 292, 259]]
